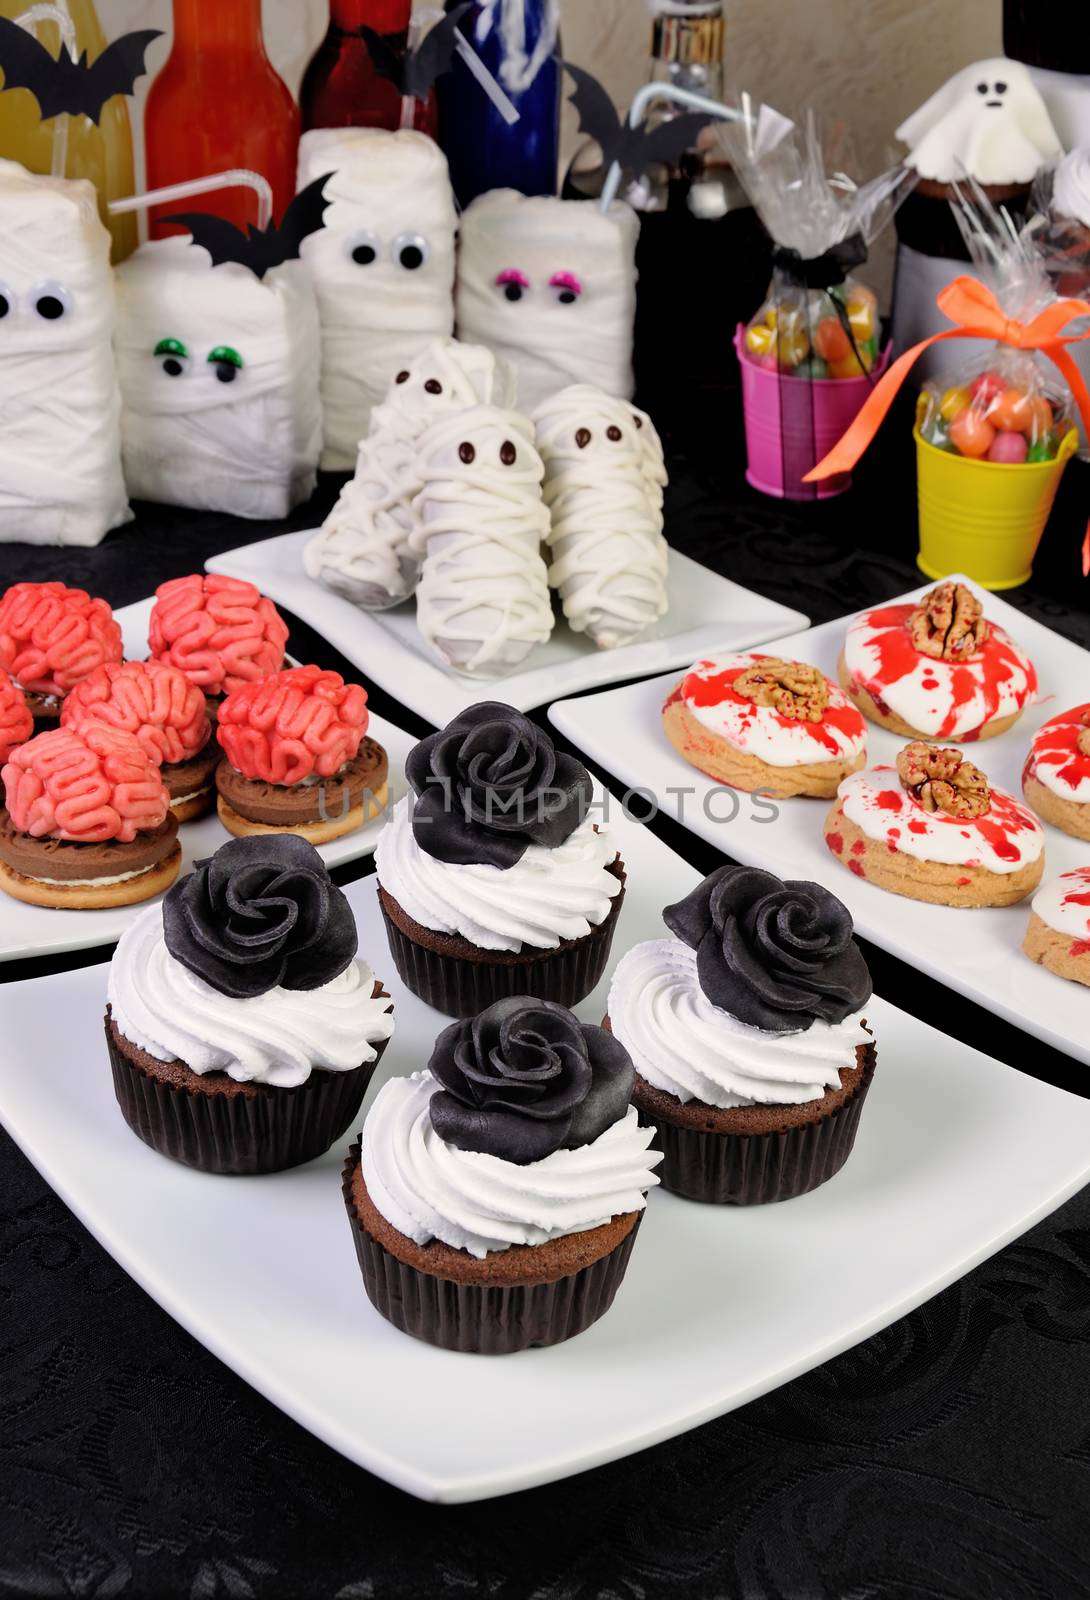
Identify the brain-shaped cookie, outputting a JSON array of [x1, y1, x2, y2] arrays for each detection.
[[62, 660, 211, 768], [148, 574, 289, 696], [3, 724, 171, 843], [0, 582, 124, 698], [217, 666, 369, 786], [0, 671, 33, 764]]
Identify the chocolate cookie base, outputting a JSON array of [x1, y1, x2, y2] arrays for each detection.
[[216, 739, 389, 828], [0, 812, 179, 882], [163, 736, 221, 819], [621, 1037, 876, 1205], [23, 689, 61, 730], [378, 857, 626, 1018], [106, 990, 392, 1175], [342, 1146, 642, 1353]]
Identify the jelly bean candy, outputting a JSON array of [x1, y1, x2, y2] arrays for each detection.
[[814, 317, 851, 362], [745, 322, 775, 358], [969, 370, 1006, 406], [987, 430, 1028, 464], [776, 320, 810, 367], [796, 356, 829, 379], [948, 409, 996, 458], [1026, 437, 1054, 463], [938, 385, 971, 423], [828, 346, 874, 379], [847, 297, 877, 343], [763, 304, 778, 328]]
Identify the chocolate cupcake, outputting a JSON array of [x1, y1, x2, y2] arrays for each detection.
[[105, 834, 395, 1174], [343, 995, 661, 1353], [0, 581, 123, 728], [607, 866, 875, 1205], [215, 665, 389, 844], [375, 703, 625, 1017]]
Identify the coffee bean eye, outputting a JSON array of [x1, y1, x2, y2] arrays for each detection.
[[575, 428, 591, 449], [394, 232, 430, 271], [500, 440, 516, 465], [396, 370, 410, 384], [425, 379, 443, 395], [32, 280, 71, 320], [459, 442, 476, 464], [606, 425, 622, 441], [347, 229, 381, 267]]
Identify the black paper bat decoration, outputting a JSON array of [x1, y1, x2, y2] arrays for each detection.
[[0, 17, 162, 125], [163, 175, 333, 281], [562, 60, 715, 184], [362, 2, 471, 101]]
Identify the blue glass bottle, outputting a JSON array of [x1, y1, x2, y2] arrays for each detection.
[[437, 0, 561, 207]]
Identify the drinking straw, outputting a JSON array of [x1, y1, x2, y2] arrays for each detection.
[[599, 81, 742, 212], [14, 2, 76, 178], [109, 170, 274, 232]]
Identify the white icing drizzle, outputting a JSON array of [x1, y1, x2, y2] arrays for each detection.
[[409, 404, 554, 678], [1031, 868, 1090, 941], [533, 385, 669, 650], [375, 794, 621, 952], [608, 938, 869, 1109], [835, 763, 1044, 873], [676, 653, 867, 767], [362, 1070, 661, 1259]]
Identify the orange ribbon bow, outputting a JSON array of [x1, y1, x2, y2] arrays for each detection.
[[802, 276, 1090, 573]]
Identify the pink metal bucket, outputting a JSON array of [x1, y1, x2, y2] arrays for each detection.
[[735, 326, 891, 500]]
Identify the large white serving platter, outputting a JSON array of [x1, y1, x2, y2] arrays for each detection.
[[0, 599, 413, 963], [550, 576, 1090, 1068], [205, 529, 809, 726], [3, 795, 1089, 1503]]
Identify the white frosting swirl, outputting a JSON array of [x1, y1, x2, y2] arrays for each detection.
[[836, 764, 1044, 873], [608, 938, 868, 1109], [1031, 868, 1090, 940], [375, 794, 621, 952], [1052, 146, 1090, 228], [362, 1069, 661, 1258], [108, 903, 395, 1087]]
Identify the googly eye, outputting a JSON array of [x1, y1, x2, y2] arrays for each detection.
[[549, 271, 582, 306], [495, 268, 529, 303], [208, 345, 243, 384], [499, 440, 517, 465], [459, 442, 476, 464], [32, 281, 72, 321], [394, 233, 430, 271], [155, 337, 190, 377], [346, 230, 381, 267], [0, 283, 14, 320]]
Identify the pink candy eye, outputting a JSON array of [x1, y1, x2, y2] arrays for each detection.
[[495, 268, 529, 303], [550, 271, 582, 305]]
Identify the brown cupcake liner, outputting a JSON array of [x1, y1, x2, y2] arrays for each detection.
[[341, 1144, 642, 1353], [637, 1046, 876, 1205], [378, 878, 626, 1019], [106, 1019, 389, 1176]]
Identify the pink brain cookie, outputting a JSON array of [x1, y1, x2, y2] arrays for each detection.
[[2, 724, 171, 843], [149, 574, 289, 696], [0, 671, 33, 764], [217, 665, 369, 786], [62, 660, 211, 767], [0, 582, 124, 697]]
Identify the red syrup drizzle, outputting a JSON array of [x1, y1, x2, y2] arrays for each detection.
[[1071, 941, 1090, 958], [676, 657, 864, 757], [858, 767, 1039, 864], [848, 859, 866, 877], [1028, 703, 1090, 793]]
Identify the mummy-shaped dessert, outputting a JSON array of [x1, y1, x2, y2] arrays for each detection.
[[0, 160, 128, 546], [410, 406, 553, 678], [304, 338, 516, 610], [114, 237, 322, 520], [456, 191, 639, 414], [534, 385, 668, 650], [297, 128, 458, 469]]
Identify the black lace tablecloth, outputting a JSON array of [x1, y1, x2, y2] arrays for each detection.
[[2, 390, 1090, 1597]]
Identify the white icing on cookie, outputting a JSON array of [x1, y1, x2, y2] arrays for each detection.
[[1025, 703, 1090, 804], [1031, 868, 1090, 940], [835, 763, 1044, 874], [671, 653, 867, 768]]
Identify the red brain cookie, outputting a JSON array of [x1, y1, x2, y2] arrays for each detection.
[[2, 724, 171, 843], [0, 671, 33, 764], [149, 574, 289, 696], [217, 665, 369, 786], [0, 582, 124, 698], [62, 660, 211, 767]]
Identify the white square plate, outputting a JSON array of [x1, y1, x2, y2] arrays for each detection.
[[550, 577, 1090, 1067], [2, 794, 1089, 1502], [0, 599, 415, 963], [204, 529, 809, 726]]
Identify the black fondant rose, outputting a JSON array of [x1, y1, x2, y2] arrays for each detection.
[[163, 834, 357, 999], [665, 866, 871, 1034], [405, 702, 593, 868], [428, 996, 634, 1163]]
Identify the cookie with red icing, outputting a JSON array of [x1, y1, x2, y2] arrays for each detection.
[[839, 581, 1036, 743], [663, 652, 867, 799], [1023, 704, 1090, 843], [0, 581, 124, 725], [0, 670, 32, 765], [824, 741, 1044, 908], [215, 665, 389, 844], [0, 724, 180, 909], [1024, 867, 1090, 987], [148, 573, 289, 711]]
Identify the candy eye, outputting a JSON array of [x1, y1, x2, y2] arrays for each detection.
[[32, 280, 71, 320], [424, 378, 443, 395], [346, 229, 381, 267], [575, 427, 592, 449], [208, 345, 243, 384], [155, 337, 190, 377], [394, 232, 430, 271], [499, 440, 516, 465], [395, 370, 410, 384], [549, 271, 582, 305], [0, 283, 13, 320], [459, 442, 476, 464], [606, 425, 623, 442], [495, 268, 529, 303]]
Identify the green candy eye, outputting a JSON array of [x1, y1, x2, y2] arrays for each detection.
[[155, 336, 189, 377], [208, 345, 243, 384]]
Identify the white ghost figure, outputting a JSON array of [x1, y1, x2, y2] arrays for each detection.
[[114, 237, 322, 520], [304, 338, 516, 611], [0, 159, 128, 545], [296, 128, 458, 470], [456, 190, 640, 414], [896, 58, 1062, 185], [533, 385, 669, 651], [409, 403, 553, 678]]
